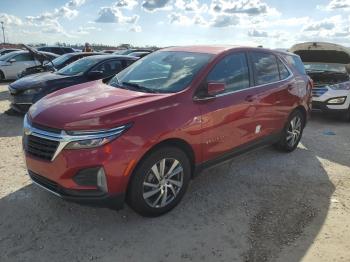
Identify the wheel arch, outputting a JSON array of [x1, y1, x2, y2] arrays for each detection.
[[0, 69, 5, 80]]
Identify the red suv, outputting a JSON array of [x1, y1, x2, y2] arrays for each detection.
[[23, 46, 312, 216]]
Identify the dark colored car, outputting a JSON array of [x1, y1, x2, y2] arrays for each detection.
[[9, 55, 137, 112], [0, 48, 22, 56], [114, 49, 153, 55], [19, 52, 103, 78], [23, 46, 312, 216], [36, 46, 76, 55], [128, 51, 151, 58]]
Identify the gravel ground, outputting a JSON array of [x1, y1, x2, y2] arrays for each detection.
[[0, 83, 349, 262]]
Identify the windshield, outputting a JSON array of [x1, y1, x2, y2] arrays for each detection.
[[108, 51, 213, 93], [49, 54, 72, 67], [304, 63, 347, 73], [57, 57, 97, 76]]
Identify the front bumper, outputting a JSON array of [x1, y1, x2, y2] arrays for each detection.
[[8, 86, 35, 113], [312, 87, 350, 111], [29, 170, 125, 209]]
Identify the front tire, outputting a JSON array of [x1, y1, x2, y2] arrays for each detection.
[[275, 110, 305, 152], [127, 146, 191, 217]]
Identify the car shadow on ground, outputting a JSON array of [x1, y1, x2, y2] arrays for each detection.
[[0, 110, 23, 137], [0, 144, 334, 262]]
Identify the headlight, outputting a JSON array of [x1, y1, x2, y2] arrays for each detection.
[[22, 88, 43, 95], [328, 81, 350, 90], [327, 97, 347, 104], [64, 124, 131, 150]]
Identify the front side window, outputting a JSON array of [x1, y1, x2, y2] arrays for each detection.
[[109, 51, 213, 93], [251, 52, 280, 85], [207, 52, 250, 93], [13, 53, 34, 62], [93, 60, 123, 76], [57, 57, 97, 76]]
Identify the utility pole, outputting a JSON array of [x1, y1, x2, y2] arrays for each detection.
[[1, 21, 5, 44]]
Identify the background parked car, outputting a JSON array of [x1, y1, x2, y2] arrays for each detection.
[[36, 46, 76, 55], [290, 42, 350, 121], [0, 50, 58, 80], [100, 50, 116, 54], [8, 55, 138, 113], [128, 51, 151, 58], [0, 48, 22, 56], [114, 49, 153, 55], [18, 52, 103, 78]]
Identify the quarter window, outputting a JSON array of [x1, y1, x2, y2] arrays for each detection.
[[251, 52, 280, 85], [278, 59, 290, 80], [207, 52, 250, 93]]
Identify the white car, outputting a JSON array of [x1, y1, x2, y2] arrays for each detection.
[[290, 42, 350, 120], [0, 50, 58, 80]]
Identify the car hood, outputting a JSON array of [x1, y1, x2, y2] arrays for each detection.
[[28, 80, 173, 130], [10, 72, 73, 91]]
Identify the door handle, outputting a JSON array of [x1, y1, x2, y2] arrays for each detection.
[[245, 95, 257, 102]]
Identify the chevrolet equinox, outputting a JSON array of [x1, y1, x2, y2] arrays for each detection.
[[23, 46, 312, 216]]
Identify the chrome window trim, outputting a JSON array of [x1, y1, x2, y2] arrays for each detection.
[[23, 115, 129, 161], [194, 52, 294, 101]]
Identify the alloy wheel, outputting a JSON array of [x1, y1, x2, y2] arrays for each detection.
[[142, 158, 184, 208], [286, 115, 302, 147]]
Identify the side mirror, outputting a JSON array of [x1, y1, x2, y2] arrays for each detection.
[[9, 58, 16, 63], [87, 70, 104, 80], [207, 82, 225, 96], [345, 64, 350, 74]]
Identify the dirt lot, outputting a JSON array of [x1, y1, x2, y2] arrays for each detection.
[[0, 83, 349, 262]]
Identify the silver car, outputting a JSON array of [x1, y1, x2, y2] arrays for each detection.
[[0, 50, 58, 80]]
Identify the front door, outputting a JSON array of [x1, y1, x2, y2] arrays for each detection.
[[195, 52, 258, 162]]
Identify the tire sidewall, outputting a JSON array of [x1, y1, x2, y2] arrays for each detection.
[[127, 146, 191, 217], [280, 110, 305, 152]]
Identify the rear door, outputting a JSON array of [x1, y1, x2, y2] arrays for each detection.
[[248, 51, 293, 138], [196, 52, 258, 162]]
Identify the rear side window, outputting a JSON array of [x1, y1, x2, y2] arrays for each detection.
[[207, 52, 250, 93], [93, 60, 123, 76], [283, 55, 306, 75], [277, 59, 290, 80], [251, 52, 280, 85]]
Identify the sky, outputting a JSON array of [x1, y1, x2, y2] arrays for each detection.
[[1, 0, 350, 48]]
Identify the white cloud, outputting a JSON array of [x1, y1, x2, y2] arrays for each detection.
[[210, 0, 279, 16], [114, 0, 138, 10], [248, 29, 268, 37], [95, 7, 139, 24], [174, 0, 208, 13], [0, 13, 23, 26], [211, 14, 239, 27], [130, 25, 142, 32], [142, 0, 172, 12], [318, 0, 350, 11], [302, 16, 341, 31]]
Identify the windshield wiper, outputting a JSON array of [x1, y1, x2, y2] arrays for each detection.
[[121, 81, 157, 93]]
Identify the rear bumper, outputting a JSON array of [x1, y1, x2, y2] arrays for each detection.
[[29, 170, 125, 209]]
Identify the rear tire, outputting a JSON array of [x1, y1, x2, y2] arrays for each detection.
[[275, 110, 305, 152], [0, 71, 4, 81], [127, 146, 191, 217], [342, 107, 350, 121]]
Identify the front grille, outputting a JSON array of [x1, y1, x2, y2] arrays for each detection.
[[29, 171, 59, 193], [26, 135, 59, 161], [312, 87, 328, 97]]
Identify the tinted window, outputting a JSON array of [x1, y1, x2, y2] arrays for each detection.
[[283, 55, 306, 75], [14, 53, 33, 62], [93, 60, 123, 76], [207, 53, 249, 93], [57, 57, 97, 76], [278, 59, 290, 80], [251, 52, 280, 85]]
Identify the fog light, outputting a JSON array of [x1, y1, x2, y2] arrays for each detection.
[[97, 168, 108, 193], [327, 97, 346, 104]]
